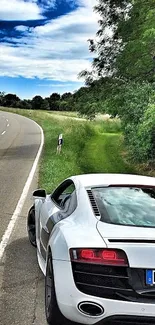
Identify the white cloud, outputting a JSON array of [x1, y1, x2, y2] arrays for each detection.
[[0, 0, 43, 20], [0, 0, 99, 82], [0, 43, 92, 81], [15, 25, 30, 32], [34, 4, 98, 36]]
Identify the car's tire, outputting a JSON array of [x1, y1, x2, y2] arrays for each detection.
[[45, 254, 72, 325], [27, 205, 37, 247]]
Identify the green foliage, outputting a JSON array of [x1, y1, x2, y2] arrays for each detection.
[[50, 93, 60, 101], [61, 92, 72, 100], [81, 0, 155, 82], [0, 92, 5, 106], [59, 100, 68, 111], [118, 82, 154, 123], [13, 99, 32, 109], [95, 119, 122, 134], [32, 95, 44, 110], [48, 93, 61, 110], [78, 0, 155, 167], [79, 0, 131, 81], [121, 83, 155, 163], [3, 93, 20, 107], [20, 100, 32, 109], [127, 104, 155, 163], [41, 99, 50, 110], [116, 0, 155, 81]]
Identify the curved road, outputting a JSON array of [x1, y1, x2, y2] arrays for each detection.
[[0, 111, 46, 325], [0, 111, 42, 243]]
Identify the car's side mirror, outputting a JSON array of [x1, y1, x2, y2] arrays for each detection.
[[33, 189, 46, 199]]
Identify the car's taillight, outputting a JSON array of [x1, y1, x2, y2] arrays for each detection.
[[70, 248, 128, 266]]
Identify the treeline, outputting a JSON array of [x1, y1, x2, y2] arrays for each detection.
[[0, 91, 76, 111], [0, 89, 99, 114]]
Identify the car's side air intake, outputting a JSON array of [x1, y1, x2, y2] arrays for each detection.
[[86, 190, 101, 217]]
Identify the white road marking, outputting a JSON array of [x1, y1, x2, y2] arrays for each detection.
[[7, 124, 9, 127], [1, 131, 6, 135], [0, 121, 44, 260]]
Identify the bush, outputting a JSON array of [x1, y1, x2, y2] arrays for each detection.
[[124, 105, 155, 163], [119, 82, 155, 164], [96, 119, 122, 134]]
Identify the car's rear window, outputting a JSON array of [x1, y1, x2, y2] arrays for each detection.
[[92, 186, 155, 228]]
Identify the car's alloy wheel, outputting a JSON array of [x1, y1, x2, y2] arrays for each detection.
[[27, 205, 37, 247], [45, 254, 71, 325]]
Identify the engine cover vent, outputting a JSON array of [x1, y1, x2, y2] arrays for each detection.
[[87, 190, 101, 217]]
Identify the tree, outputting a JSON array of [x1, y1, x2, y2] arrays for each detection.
[[41, 99, 50, 110], [79, 0, 131, 83], [4, 93, 20, 107], [61, 92, 72, 101], [49, 93, 60, 110], [59, 101, 68, 111], [31, 95, 44, 110], [80, 0, 155, 83], [22, 100, 32, 109], [116, 0, 155, 81], [0, 92, 5, 106], [50, 93, 60, 101]]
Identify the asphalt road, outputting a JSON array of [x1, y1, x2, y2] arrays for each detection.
[[0, 111, 46, 325]]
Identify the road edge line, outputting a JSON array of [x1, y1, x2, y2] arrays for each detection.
[[0, 120, 44, 260]]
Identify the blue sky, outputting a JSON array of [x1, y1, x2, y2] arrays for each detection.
[[0, 0, 98, 99]]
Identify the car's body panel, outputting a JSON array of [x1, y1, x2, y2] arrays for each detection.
[[75, 173, 155, 188], [31, 173, 155, 323], [97, 221, 155, 240], [97, 221, 155, 268], [52, 259, 155, 324]]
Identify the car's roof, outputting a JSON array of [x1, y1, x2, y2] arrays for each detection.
[[72, 173, 155, 188]]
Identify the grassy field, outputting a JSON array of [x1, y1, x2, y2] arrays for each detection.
[[48, 110, 78, 118], [0, 107, 136, 192]]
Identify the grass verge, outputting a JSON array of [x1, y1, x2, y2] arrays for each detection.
[[0, 107, 136, 192], [80, 133, 136, 174], [47, 110, 78, 118]]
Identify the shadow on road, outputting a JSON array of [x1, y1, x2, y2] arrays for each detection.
[[1, 236, 117, 325], [1, 236, 45, 325], [0, 143, 40, 161]]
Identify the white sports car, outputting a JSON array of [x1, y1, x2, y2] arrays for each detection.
[[27, 173, 155, 325]]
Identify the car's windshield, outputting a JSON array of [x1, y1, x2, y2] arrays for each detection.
[[92, 186, 155, 228]]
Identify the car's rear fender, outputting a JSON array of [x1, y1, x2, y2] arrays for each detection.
[[47, 218, 107, 265]]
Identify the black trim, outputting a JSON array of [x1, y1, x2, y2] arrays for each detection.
[[96, 315, 155, 324], [87, 190, 101, 217], [40, 242, 46, 261], [41, 227, 50, 250], [46, 217, 54, 233], [72, 262, 155, 303], [51, 179, 73, 204], [33, 189, 46, 198], [108, 239, 155, 244]]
